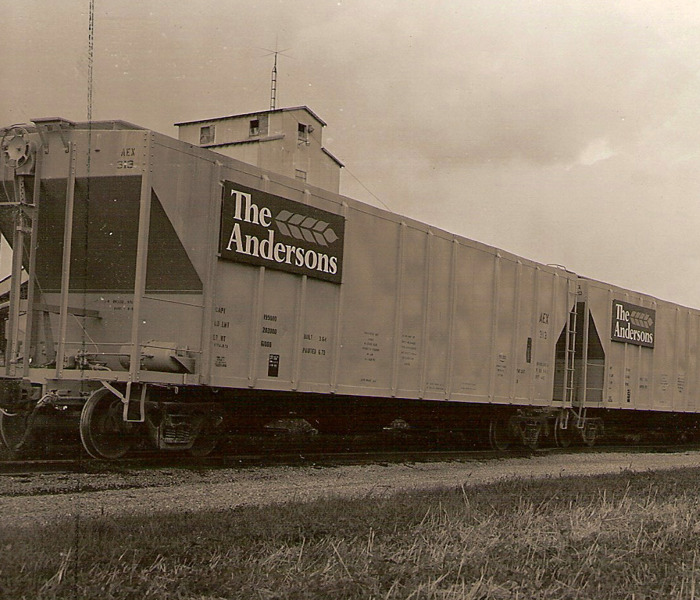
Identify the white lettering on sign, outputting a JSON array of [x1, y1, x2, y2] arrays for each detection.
[[231, 190, 272, 227], [611, 300, 655, 348], [220, 184, 343, 282]]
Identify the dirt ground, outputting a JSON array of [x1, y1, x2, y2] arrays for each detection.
[[3, 450, 700, 529]]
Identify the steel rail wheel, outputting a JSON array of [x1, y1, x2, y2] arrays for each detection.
[[80, 388, 132, 459], [188, 429, 217, 457], [187, 412, 223, 457], [554, 414, 573, 448], [489, 416, 513, 451], [0, 409, 33, 454]]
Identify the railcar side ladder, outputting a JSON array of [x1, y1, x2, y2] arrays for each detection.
[[573, 285, 591, 431], [563, 298, 578, 409]]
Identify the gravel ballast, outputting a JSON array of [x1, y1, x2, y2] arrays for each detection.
[[3, 451, 700, 528]]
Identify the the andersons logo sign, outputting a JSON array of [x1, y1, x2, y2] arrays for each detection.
[[219, 182, 345, 283], [611, 300, 655, 348]]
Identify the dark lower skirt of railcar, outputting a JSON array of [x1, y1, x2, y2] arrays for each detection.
[[583, 407, 700, 446], [213, 389, 576, 452], [6, 380, 700, 459], [216, 391, 700, 450]]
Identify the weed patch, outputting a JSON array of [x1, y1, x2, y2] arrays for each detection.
[[4, 468, 700, 598]]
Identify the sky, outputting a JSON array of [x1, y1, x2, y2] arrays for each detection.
[[3, 1, 700, 306]]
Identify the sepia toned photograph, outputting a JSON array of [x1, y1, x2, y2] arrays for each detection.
[[3, 1, 700, 598]]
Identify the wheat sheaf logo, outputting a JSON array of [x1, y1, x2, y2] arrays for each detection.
[[274, 210, 339, 247], [629, 311, 654, 330]]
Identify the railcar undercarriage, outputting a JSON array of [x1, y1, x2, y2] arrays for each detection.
[[0, 379, 224, 459], [4, 372, 700, 459], [0, 372, 601, 460]]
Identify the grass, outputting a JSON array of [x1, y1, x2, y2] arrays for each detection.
[[4, 468, 700, 599]]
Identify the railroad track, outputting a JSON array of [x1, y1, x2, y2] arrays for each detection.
[[2, 442, 698, 476]]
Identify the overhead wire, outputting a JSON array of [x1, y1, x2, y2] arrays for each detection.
[[341, 164, 393, 212]]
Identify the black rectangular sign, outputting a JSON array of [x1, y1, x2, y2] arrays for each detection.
[[219, 182, 345, 283], [611, 300, 655, 348], [268, 354, 280, 378]]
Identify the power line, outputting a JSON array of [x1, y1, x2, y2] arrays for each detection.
[[342, 165, 392, 211]]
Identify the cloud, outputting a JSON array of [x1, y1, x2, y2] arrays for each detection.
[[577, 138, 616, 166], [293, 1, 694, 169]]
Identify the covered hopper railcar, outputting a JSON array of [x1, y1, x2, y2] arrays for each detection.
[[0, 116, 695, 458]]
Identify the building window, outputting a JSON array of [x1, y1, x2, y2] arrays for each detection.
[[298, 123, 308, 142], [295, 169, 307, 182], [199, 125, 215, 145], [250, 115, 269, 137]]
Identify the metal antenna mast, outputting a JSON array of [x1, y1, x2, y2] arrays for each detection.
[[87, 0, 95, 121], [260, 44, 292, 110], [270, 51, 279, 110]]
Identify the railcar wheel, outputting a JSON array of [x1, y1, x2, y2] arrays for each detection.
[[0, 409, 33, 454], [80, 388, 132, 459], [489, 417, 513, 451], [188, 419, 218, 457], [554, 414, 573, 448], [188, 434, 217, 457]]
